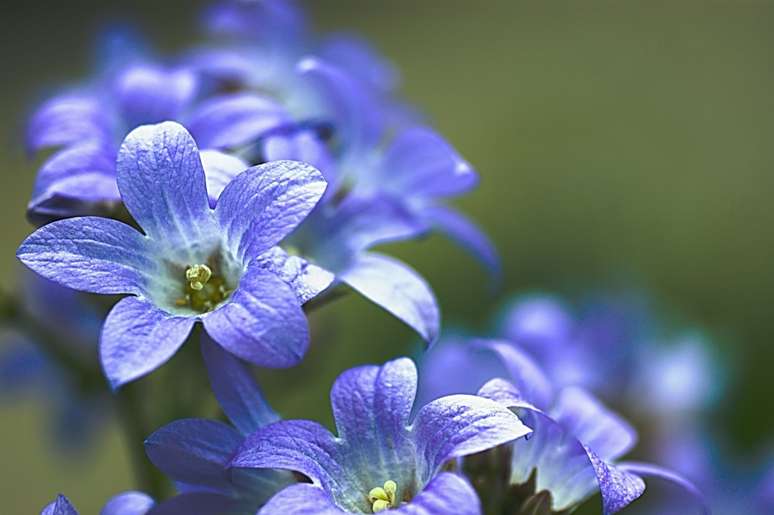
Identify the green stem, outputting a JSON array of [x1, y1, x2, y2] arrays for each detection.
[[115, 381, 168, 499]]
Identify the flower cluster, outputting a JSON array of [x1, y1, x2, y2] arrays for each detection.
[[4, 1, 758, 514]]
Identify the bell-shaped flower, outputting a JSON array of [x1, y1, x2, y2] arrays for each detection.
[[18, 122, 331, 389], [231, 357, 532, 514]]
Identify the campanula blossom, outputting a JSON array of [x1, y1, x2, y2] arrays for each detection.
[[144, 337, 294, 513], [18, 122, 331, 388], [231, 357, 532, 514], [41, 492, 154, 515], [415, 335, 705, 513], [477, 379, 707, 515]]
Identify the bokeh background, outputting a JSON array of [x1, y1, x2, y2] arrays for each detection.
[[2, 1, 774, 513]]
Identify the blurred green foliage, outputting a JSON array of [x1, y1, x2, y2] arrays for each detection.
[[1, 1, 773, 513]]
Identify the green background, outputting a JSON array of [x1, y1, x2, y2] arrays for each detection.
[[1, 1, 773, 513]]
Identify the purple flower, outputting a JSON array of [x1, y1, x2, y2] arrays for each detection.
[[478, 379, 707, 514], [18, 122, 331, 388], [144, 337, 293, 513], [231, 357, 531, 514], [416, 334, 705, 513], [41, 492, 154, 515], [345, 126, 500, 276]]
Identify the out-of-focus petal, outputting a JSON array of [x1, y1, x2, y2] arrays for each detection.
[[100, 491, 155, 515], [200, 336, 280, 434], [114, 65, 197, 127], [199, 150, 248, 207], [422, 205, 500, 278], [145, 418, 242, 490]]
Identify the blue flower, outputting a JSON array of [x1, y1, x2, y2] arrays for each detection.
[[414, 334, 706, 514], [144, 337, 294, 513], [18, 122, 331, 388], [41, 492, 154, 515], [231, 357, 531, 514]]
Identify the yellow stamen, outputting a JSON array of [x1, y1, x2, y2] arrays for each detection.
[[368, 480, 398, 512], [186, 264, 212, 291]]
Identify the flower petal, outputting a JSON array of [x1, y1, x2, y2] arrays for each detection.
[[146, 492, 241, 515], [114, 65, 197, 127], [100, 296, 194, 389], [201, 336, 280, 434], [329, 358, 417, 489], [473, 339, 554, 410], [216, 160, 326, 261], [145, 418, 242, 490], [617, 461, 709, 515], [296, 57, 384, 154], [258, 484, 345, 515], [17, 217, 152, 295], [412, 394, 531, 480], [101, 491, 155, 515], [186, 93, 289, 150], [550, 387, 637, 461], [202, 263, 309, 368], [395, 472, 481, 515], [116, 121, 213, 245], [376, 127, 477, 199], [29, 143, 118, 214], [199, 150, 248, 207], [27, 94, 112, 152], [507, 408, 599, 512], [232, 420, 345, 493], [421, 206, 500, 278], [41, 494, 78, 515], [587, 450, 645, 515], [252, 247, 334, 304], [339, 252, 439, 342]]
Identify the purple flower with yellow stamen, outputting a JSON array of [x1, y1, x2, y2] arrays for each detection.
[[232, 357, 531, 514], [18, 121, 331, 388]]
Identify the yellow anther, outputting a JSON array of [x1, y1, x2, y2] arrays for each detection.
[[372, 499, 390, 513], [369, 487, 388, 503], [185, 264, 212, 291], [383, 480, 397, 500], [369, 480, 398, 512]]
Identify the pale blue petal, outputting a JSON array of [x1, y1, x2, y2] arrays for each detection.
[[339, 252, 439, 342], [116, 122, 213, 245], [550, 387, 637, 461], [252, 247, 334, 304], [199, 150, 248, 207], [215, 160, 326, 261], [412, 394, 531, 482], [100, 491, 155, 515], [17, 217, 153, 295]]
